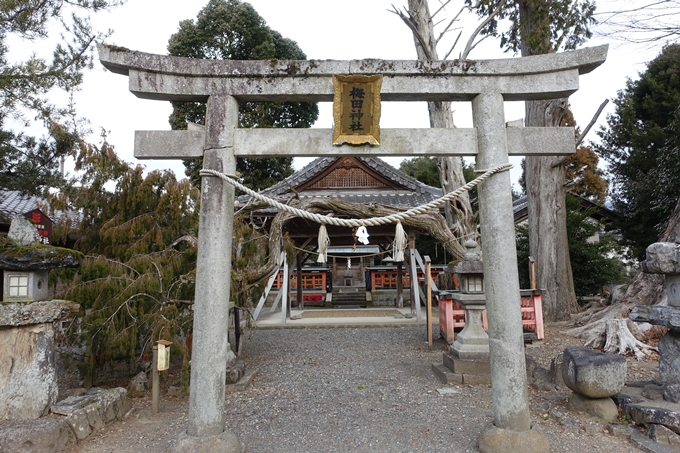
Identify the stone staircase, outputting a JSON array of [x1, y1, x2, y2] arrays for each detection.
[[330, 287, 367, 308]]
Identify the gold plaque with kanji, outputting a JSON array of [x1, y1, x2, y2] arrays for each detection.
[[333, 75, 382, 145]]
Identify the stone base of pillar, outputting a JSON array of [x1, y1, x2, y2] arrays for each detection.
[[432, 351, 492, 385], [478, 423, 550, 453], [170, 428, 242, 453]]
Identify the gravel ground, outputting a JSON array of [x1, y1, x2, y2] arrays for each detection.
[[70, 325, 653, 453]]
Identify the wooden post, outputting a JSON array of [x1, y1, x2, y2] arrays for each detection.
[[529, 256, 536, 290], [425, 255, 432, 350], [408, 232, 422, 321], [152, 346, 159, 415], [396, 261, 404, 308], [296, 253, 303, 310]]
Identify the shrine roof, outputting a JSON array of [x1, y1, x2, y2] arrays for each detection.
[[237, 157, 443, 211], [0, 190, 45, 222], [513, 195, 623, 224]]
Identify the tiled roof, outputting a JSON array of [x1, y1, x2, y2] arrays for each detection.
[[238, 157, 443, 210], [513, 195, 622, 224], [0, 190, 45, 222], [0, 190, 81, 227]]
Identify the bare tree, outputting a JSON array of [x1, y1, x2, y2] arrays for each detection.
[[595, 0, 680, 44], [390, 0, 483, 252]]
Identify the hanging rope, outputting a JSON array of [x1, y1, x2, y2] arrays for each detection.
[[316, 224, 330, 264], [200, 162, 512, 228], [393, 222, 407, 262]]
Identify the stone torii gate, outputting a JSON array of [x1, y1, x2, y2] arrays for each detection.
[[98, 44, 607, 452]]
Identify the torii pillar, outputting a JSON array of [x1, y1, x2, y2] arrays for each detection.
[[98, 44, 607, 452]]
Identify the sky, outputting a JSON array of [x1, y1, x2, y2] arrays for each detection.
[[40, 0, 668, 185]]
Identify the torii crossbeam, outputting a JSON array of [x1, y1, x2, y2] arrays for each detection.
[[99, 44, 607, 453]]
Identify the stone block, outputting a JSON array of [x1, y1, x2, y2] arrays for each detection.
[[127, 371, 148, 397], [443, 351, 490, 374], [606, 423, 636, 439], [463, 373, 492, 385], [0, 300, 78, 327], [478, 424, 550, 453], [0, 418, 76, 453], [167, 386, 182, 397], [51, 394, 94, 416], [84, 403, 105, 431], [549, 352, 565, 387], [0, 323, 59, 420], [432, 363, 463, 385], [612, 392, 645, 418], [225, 368, 258, 394], [631, 305, 680, 330], [631, 429, 678, 453], [630, 405, 680, 434], [66, 409, 92, 440], [644, 384, 666, 401], [648, 424, 680, 452], [567, 393, 619, 423], [660, 331, 680, 403], [169, 428, 242, 453], [85, 387, 120, 423], [562, 346, 626, 398]]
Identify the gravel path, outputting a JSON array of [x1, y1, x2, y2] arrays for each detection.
[[71, 325, 647, 453]]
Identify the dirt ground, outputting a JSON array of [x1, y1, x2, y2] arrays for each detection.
[[65, 324, 659, 453]]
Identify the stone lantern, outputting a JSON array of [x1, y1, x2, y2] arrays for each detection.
[[433, 240, 491, 385], [0, 216, 82, 419]]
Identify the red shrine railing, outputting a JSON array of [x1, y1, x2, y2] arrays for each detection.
[[438, 289, 544, 343]]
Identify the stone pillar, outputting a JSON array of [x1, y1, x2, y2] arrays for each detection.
[[472, 93, 532, 432], [182, 95, 241, 452]]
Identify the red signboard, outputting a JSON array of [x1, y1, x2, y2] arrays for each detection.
[[23, 209, 53, 245]]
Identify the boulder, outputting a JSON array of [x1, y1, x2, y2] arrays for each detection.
[[567, 393, 619, 423], [0, 418, 76, 453], [127, 371, 148, 397], [562, 346, 626, 398], [642, 242, 680, 275]]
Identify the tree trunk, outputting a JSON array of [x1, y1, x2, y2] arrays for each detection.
[[525, 99, 579, 321], [517, 0, 579, 321], [404, 0, 477, 245]]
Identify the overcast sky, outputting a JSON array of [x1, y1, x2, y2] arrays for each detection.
[[58, 0, 664, 184]]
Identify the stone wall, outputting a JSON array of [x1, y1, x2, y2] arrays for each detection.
[[370, 290, 411, 307]]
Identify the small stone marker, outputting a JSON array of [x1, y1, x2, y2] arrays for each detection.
[[7, 215, 40, 246]]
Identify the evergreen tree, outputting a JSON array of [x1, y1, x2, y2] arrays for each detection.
[[597, 44, 680, 260], [50, 136, 199, 385], [516, 194, 625, 298], [0, 0, 123, 196], [166, 0, 318, 190]]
